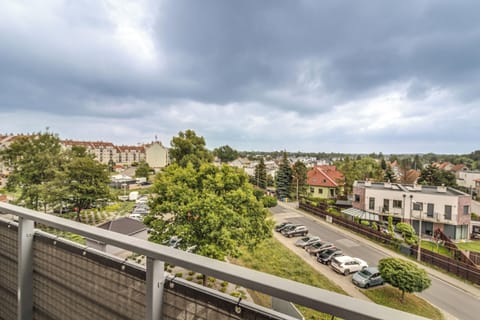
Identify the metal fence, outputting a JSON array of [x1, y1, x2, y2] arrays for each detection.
[[0, 201, 426, 320]]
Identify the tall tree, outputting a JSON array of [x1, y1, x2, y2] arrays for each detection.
[[275, 151, 292, 199], [213, 145, 239, 163], [254, 157, 267, 189], [291, 160, 308, 200], [135, 160, 152, 181], [384, 164, 397, 182], [145, 163, 272, 261], [378, 258, 431, 302], [0, 132, 62, 210], [170, 130, 213, 168], [60, 148, 111, 221], [418, 165, 456, 187], [335, 157, 383, 195]]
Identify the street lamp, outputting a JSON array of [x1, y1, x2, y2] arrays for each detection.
[[413, 201, 423, 261]]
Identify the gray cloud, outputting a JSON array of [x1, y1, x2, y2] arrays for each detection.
[[0, 0, 479, 153]]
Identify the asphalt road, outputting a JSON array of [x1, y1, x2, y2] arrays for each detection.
[[270, 205, 479, 320]]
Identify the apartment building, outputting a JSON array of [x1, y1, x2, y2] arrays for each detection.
[[353, 181, 471, 240]]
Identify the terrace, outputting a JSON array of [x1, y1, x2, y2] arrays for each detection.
[[0, 202, 426, 320]]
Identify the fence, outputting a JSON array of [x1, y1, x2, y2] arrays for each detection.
[[299, 201, 480, 285]]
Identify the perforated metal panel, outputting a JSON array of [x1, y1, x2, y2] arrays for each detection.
[[0, 222, 18, 320]]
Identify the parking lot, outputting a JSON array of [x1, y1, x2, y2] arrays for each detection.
[[272, 207, 374, 301]]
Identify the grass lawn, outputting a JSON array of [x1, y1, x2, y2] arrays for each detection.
[[363, 286, 444, 320], [421, 240, 453, 257], [231, 237, 348, 320], [456, 241, 480, 252]]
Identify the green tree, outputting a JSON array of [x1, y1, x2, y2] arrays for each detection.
[[378, 258, 431, 302], [335, 157, 383, 195], [291, 160, 308, 200], [146, 163, 272, 262], [60, 149, 111, 221], [275, 152, 292, 199], [395, 222, 418, 245], [418, 165, 456, 187], [384, 164, 397, 182], [135, 160, 151, 181], [380, 158, 387, 170], [254, 157, 267, 189], [0, 132, 63, 211], [170, 130, 213, 168], [213, 145, 239, 163]]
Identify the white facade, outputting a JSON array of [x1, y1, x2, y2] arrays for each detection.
[[457, 171, 480, 191], [353, 181, 471, 240], [145, 141, 169, 170]]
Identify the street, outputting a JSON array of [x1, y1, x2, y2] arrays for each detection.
[[270, 204, 480, 320]]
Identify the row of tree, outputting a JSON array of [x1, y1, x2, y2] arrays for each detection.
[[0, 132, 111, 221]]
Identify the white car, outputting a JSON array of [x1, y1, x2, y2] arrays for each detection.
[[330, 256, 368, 276]]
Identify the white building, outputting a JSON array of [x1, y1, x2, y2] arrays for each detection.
[[353, 181, 471, 241], [144, 141, 169, 171], [457, 170, 480, 192]]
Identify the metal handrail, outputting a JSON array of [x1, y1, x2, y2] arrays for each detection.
[[0, 202, 427, 320]]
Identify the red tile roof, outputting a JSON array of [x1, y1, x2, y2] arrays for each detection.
[[307, 165, 344, 188]]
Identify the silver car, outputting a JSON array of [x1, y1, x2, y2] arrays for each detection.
[[295, 236, 321, 248], [352, 267, 384, 288]]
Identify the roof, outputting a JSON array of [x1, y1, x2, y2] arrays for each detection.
[[307, 165, 344, 188], [342, 207, 380, 221], [355, 181, 468, 197], [97, 217, 147, 235]]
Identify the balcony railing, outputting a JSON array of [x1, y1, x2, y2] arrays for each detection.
[[0, 202, 427, 320]]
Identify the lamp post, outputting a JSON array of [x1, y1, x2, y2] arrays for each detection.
[[416, 202, 423, 262]]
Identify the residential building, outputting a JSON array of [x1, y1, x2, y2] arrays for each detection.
[[456, 170, 480, 193], [307, 166, 344, 199], [353, 181, 471, 240], [144, 141, 169, 171]]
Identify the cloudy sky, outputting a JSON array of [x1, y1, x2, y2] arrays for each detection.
[[1, 0, 479, 154]]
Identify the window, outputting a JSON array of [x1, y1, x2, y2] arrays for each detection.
[[444, 205, 452, 220], [413, 202, 423, 211], [369, 197, 375, 210], [427, 203, 434, 218], [354, 194, 360, 202], [383, 199, 389, 212], [318, 188, 323, 194], [310, 187, 314, 193], [464, 205, 470, 215], [393, 200, 402, 209]]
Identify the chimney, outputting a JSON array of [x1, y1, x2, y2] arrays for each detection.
[[437, 184, 447, 193]]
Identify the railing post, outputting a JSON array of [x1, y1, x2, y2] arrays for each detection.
[[146, 257, 165, 320], [18, 217, 34, 320]]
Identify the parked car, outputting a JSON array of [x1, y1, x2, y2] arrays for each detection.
[[129, 213, 143, 221], [317, 248, 343, 265], [275, 222, 297, 232], [281, 225, 308, 237], [305, 241, 335, 255], [295, 236, 321, 248], [331, 256, 368, 276], [352, 267, 384, 288]]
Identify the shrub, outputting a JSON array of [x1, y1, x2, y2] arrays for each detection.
[[371, 222, 378, 231], [361, 220, 370, 227], [220, 287, 227, 293], [253, 189, 264, 200], [221, 281, 228, 288], [196, 274, 204, 280], [262, 195, 278, 208], [188, 271, 195, 276], [186, 276, 193, 281], [396, 222, 418, 245], [175, 272, 183, 278]]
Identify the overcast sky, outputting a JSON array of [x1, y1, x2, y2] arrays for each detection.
[[1, 1, 479, 154]]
